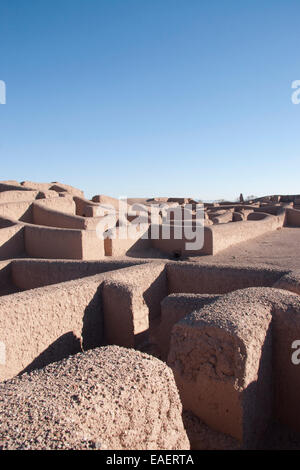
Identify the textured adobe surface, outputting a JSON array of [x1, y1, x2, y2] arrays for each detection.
[[0, 346, 189, 450], [168, 287, 300, 447]]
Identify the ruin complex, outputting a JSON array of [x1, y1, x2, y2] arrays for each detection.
[[1, 180, 300, 449]]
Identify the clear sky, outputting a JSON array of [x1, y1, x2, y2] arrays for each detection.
[[0, 0, 300, 200]]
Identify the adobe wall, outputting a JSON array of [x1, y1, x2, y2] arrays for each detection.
[[0, 193, 74, 224], [272, 303, 300, 432], [0, 224, 25, 260], [24, 224, 85, 259], [35, 195, 76, 214], [0, 182, 30, 192], [286, 208, 300, 227], [0, 263, 156, 381], [102, 263, 168, 348], [73, 196, 101, 217], [210, 214, 284, 254], [24, 223, 105, 260], [0, 200, 33, 222], [0, 346, 189, 450], [20, 181, 84, 198], [151, 224, 213, 256], [0, 190, 39, 203], [104, 226, 151, 256], [167, 288, 300, 447], [151, 213, 283, 257], [32, 202, 97, 230], [167, 262, 286, 294], [0, 260, 12, 294], [157, 293, 220, 360], [11, 258, 145, 290], [81, 229, 107, 259]]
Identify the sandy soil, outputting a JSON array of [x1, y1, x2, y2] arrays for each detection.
[[126, 227, 300, 271]]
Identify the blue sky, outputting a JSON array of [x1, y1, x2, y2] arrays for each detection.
[[0, 0, 300, 200]]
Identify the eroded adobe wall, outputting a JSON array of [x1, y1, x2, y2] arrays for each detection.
[[24, 224, 86, 259], [211, 214, 284, 254], [102, 262, 168, 348], [0, 190, 39, 203], [73, 196, 101, 217], [167, 287, 300, 448], [0, 200, 34, 222], [157, 293, 221, 361], [104, 226, 151, 256], [166, 262, 287, 294], [286, 208, 300, 227], [33, 202, 93, 230], [11, 258, 146, 290], [0, 263, 164, 381], [0, 346, 189, 450], [151, 224, 213, 256], [0, 224, 25, 260]]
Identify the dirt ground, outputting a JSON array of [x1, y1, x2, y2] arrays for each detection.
[[127, 227, 300, 271], [189, 227, 300, 270]]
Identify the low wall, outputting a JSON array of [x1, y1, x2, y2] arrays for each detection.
[[0, 190, 38, 203], [104, 226, 151, 256], [0, 182, 30, 192], [35, 196, 76, 214], [102, 263, 168, 348], [0, 195, 75, 225], [167, 262, 286, 294], [157, 293, 220, 360], [73, 196, 100, 217], [11, 258, 145, 290], [0, 200, 33, 222], [168, 288, 300, 446], [151, 224, 212, 256], [0, 224, 25, 260], [0, 263, 156, 381], [25, 224, 84, 259], [33, 202, 91, 230], [24, 223, 105, 260], [0, 260, 13, 294], [151, 213, 283, 257], [286, 208, 300, 227], [211, 213, 284, 254]]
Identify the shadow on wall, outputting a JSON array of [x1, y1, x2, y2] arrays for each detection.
[[241, 322, 273, 448], [18, 206, 33, 223], [82, 283, 104, 350], [0, 227, 25, 260], [19, 332, 82, 375], [18, 284, 106, 375]]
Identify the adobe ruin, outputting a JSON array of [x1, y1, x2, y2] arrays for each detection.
[[1, 180, 300, 449]]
